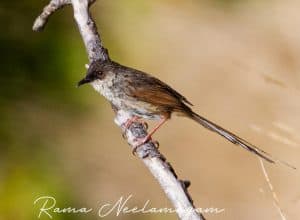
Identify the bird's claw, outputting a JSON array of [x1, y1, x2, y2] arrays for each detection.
[[131, 136, 160, 155], [123, 116, 144, 129], [131, 136, 152, 155], [153, 140, 159, 149], [122, 132, 127, 139], [123, 117, 135, 130], [142, 121, 148, 130], [132, 146, 138, 156], [122, 117, 148, 140]]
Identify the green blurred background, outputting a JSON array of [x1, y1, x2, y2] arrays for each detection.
[[1, 0, 300, 219]]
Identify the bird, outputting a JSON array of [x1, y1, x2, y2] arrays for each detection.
[[77, 59, 295, 169]]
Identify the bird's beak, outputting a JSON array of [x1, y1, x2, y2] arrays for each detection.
[[77, 77, 92, 87]]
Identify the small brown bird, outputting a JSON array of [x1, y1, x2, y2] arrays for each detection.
[[78, 59, 294, 168]]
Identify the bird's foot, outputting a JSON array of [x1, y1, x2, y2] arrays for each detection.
[[132, 135, 159, 155], [142, 121, 148, 130], [123, 116, 140, 129], [153, 140, 160, 149], [132, 135, 152, 155], [122, 116, 140, 138], [122, 117, 148, 139]]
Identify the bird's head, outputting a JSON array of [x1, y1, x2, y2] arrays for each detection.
[[77, 60, 112, 87]]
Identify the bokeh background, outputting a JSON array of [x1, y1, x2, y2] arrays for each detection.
[[1, 0, 300, 219]]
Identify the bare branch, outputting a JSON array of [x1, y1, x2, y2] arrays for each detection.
[[32, 0, 70, 31], [33, 0, 105, 61], [71, 0, 108, 62], [33, 1, 204, 219], [115, 110, 204, 220]]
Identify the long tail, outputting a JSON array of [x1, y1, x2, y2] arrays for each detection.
[[189, 111, 295, 169]]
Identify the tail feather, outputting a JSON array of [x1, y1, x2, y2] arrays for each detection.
[[189, 112, 295, 169]]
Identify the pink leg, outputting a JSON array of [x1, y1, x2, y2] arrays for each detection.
[[143, 117, 168, 143], [124, 116, 140, 129], [133, 117, 168, 154]]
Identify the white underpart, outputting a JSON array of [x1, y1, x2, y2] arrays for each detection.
[[91, 76, 161, 121], [91, 75, 116, 102]]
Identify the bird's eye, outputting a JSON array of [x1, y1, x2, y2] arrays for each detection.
[[96, 70, 106, 80]]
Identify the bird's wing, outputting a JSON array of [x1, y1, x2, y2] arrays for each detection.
[[125, 70, 193, 110]]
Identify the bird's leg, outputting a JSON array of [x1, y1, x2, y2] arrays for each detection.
[[122, 116, 141, 139], [144, 117, 168, 142], [122, 116, 150, 139], [123, 115, 140, 129], [123, 116, 148, 132], [132, 117, 168, 154]]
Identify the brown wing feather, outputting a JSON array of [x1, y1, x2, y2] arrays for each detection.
[[123, 67, 193, 112]]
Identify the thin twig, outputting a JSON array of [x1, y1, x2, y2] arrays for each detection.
[[32, 0, 70, 31], [33, 1, 204, 219], [32, 0, 96, 31], [259, 158, 287, 220]]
